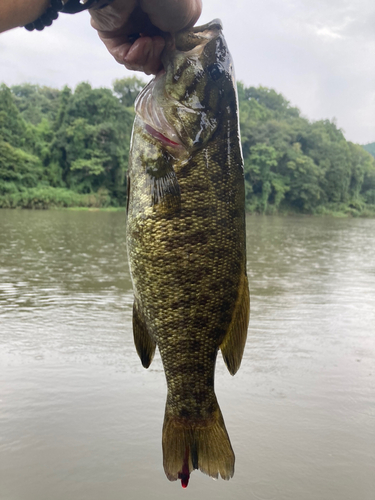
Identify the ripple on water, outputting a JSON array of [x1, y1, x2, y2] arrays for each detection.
[[0, 211, 374, 500]]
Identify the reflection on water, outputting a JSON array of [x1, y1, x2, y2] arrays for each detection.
[[0, 210, 374, 500]]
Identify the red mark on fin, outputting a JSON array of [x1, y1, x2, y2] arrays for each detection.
[[145, 124, 180, 147], [178, 447, 190, 488], [180, 474, 189, 489]]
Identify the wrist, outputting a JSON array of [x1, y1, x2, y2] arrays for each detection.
[[23, 0, 114, 32]]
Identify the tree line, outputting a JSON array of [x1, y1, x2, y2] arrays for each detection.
[[1, 79, 374, 215]]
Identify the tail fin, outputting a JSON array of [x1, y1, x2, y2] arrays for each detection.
[[162, 403, 235, 487]]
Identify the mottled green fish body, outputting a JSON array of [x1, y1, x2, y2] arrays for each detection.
[[126, 19, 250, 486]]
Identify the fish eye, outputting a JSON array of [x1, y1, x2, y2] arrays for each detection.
[[207, 63, 225, 81]]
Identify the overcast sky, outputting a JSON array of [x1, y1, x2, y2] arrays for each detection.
[[0, 0, 374, 144]]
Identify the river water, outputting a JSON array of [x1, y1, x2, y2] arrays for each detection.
[[0, 210, 374, 500]]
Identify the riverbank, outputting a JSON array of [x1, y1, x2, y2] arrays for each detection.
[[1, 186, 375, 216], [276, 203, 375, 218], [1, 200, 374, 217], [0, 186, 115, 210]]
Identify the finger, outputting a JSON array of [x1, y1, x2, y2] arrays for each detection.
[[90, 0, 138, 32], [97, 33, 133, 65], [140, 0, 202, 33], [124, 36, 165, 75]]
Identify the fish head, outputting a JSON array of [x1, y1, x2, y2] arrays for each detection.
[[135, 19, 236, 152]]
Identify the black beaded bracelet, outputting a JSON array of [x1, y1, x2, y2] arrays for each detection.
[[25, 0, 113, 32]]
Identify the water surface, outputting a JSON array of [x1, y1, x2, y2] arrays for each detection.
[[0, 210, 374, 500]]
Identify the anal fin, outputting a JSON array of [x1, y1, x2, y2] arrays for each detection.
[[219, 273, 250, 375], [132, 299, 156, 368]]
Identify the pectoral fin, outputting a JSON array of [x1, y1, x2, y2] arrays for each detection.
[[143, 151, 181, 214], [147, 169, 181, 214], [133, 299, 156, 368], [219, 274, 250, 375]]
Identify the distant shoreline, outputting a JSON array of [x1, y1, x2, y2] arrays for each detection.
[[2, 82, 375, 220], [1, 205, 374, 218]]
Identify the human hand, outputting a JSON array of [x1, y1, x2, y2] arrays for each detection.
[[90, 0, 202, 75]]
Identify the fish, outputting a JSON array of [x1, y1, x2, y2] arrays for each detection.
[[126, 19, 250, 487]]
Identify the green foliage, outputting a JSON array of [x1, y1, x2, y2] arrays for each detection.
[[0, 186, 109, 209], [0, 81, 135, 208], [0, 84, 28, 148], [237, 82, 375, 215], [51, 82, 134, 204], [238, 84, 300, 120], [11, 83, 61, 125], [0, 78, 374, 214], [363, 142, 375, 158], [244, 143, 279, 212], [0, 140, 43, 188], [113, 76, 145, 107]]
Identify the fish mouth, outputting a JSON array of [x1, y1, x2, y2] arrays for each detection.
[[135, 71, 183, 147]]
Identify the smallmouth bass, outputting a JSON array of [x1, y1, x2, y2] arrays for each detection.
[[126, 19, 250, 487]]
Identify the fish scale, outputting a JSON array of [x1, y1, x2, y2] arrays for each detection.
[[127, 19, 249, 486]]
